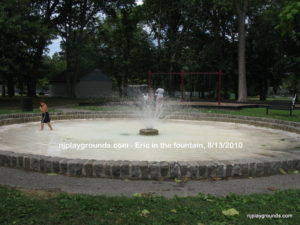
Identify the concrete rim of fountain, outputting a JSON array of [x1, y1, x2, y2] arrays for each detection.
[[0, 111, 299, 180]]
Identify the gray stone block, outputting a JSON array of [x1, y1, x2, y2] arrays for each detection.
[[10, 153, 19, 168], [269, 161, 281, 175], [263, 162, 271, 175], [169, 162, 180, 178], [50, 157, 62, 173], [294, 160, 300, 170], [30, 156, 40, 171], [120, 161, 130, 178], [67, 160, 84, 176], [287, 160, 297, 171], [280, 160, 289, 171], [201, 161, 217, 178], [216, 164, 225, 178], [256, 162, 264, 176], [187, 162, 198, 179], [241, 163, 249, 176], [207, 165, 217, 178], [139, 161, 149, 179], [198, 165, 207, 178], [104, 161, 113, 177], [39, 156, 49, 172], [17, 155, 24, 168], [130, 161, 141, 178], [160, 161, 169, 177], [83, 160, 95, 177], [112, 161, 121, 178], [222, 162, 231, 177], [93, 161, 105, 177], [0, 151, 10, 167], [59, 159, 68, 174], [249, 163, 256, 176], [178, 161, 188, 178], [232, 164, 241, 176], [24, 155, 31, 170], [149, 162, 160, 180], [44, 158, 53, 173]]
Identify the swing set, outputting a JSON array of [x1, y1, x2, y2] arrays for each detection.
[[147, 70, 223, 105]]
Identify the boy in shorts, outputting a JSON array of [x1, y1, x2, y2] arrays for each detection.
[[40, 101, 53, 130]]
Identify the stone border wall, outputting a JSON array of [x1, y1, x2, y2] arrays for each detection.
[[0, 111, 300, 180], [0, 150, 299, 180]]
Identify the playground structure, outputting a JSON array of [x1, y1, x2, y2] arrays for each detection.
[[147, 71, 223, 105]]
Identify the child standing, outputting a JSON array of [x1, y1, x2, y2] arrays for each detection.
[[40, 101, 53, 130]]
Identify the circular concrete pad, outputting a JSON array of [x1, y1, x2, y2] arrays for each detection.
[[0, 119, 299, 162]]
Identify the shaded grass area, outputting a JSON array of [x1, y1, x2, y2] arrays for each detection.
[[194, 108, 300, 123], [0, 97, 120, 114], [1, 97, 299, 123], [75, 106, 300, 123], [0, 96, 78, 114], [0, 97, 80, 110], [0, 108, 58, 115], [247, 96, 293, 101], [74, 105, 134, 111], [0, 185, 299, 225]]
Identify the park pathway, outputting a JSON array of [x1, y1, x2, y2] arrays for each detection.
[[0, 166, 299, 197]]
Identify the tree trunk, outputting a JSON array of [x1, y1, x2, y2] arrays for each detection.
[[27, 0, 59, 97], [2, 77, 6, 97], [116, 75, 122, 97], [27, 79, 37, 97], [259, 79, 268, 101], [168, 52, 176, 97], [236, 0, 248, 102], [19, 79, 24, 96], [7, 74, 15, 97]]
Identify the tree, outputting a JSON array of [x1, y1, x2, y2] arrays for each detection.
[[0, 0, 59, 97], [95, 1, 152, 96], [143, 0, 197, 95], [57, 0, 106, 97], [26, 0, 60, 97], [235, 0, 248, 102], [276, 0, 300, 95]]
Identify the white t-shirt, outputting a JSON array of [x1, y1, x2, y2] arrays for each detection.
[[155, 88, 164, 97], [143, 93, 149, 101]]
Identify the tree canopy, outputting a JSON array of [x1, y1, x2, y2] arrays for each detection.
[[0, 0, 299, 99]]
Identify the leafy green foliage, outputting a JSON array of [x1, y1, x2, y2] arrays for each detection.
[[0, 186, 299, 225], [276, 0, 300, 35], [1, 0, 299, 99]]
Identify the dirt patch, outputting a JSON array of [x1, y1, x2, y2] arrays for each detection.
[[14, 187, 62, 199]]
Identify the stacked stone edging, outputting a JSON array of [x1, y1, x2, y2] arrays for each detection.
[[0, 150, 299, 180], [0, 111, 300, 180]]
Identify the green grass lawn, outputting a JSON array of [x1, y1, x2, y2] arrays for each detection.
[[1, 97, 299, 123], [0, 96, 78, 114], [194, 108, 300, 122], [75, 106, 300, 123], [0, 96, 80, 110], [0, 185, 299, 225], [0, 108, 58, 115], [247, 96, 293, 101], [74, 105, 135, 111]]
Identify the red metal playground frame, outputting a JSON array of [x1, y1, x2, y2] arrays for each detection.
[[147, 70, 223, 105]]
